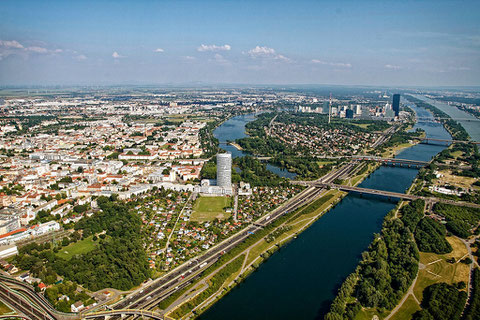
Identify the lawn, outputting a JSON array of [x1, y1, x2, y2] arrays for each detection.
[[390, 295, 421, 320], [55, 236, 97, 260], [191, 196, 230, 222], [354, 308, 389, 320], [413, 236, 469, 302], [316, 160, 335, 167]]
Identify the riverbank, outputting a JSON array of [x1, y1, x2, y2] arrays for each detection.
[[324, 100, 466, 320], [164, 189, 347, 319]]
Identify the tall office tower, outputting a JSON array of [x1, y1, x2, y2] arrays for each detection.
[[322, 101, 329, 114], [217, 153, 232, 188], [328, 93, 332, 124], [355, 104, 362, 115], [392, 94, 400, 117], [345, 109, 354, 119]]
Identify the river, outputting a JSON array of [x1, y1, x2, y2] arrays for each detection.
[[213, 113, 297, 179], [201, 103, 450, 320], [413, 94, 480, 142]]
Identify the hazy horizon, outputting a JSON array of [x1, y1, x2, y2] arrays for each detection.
[[1, 0, 479, 87]]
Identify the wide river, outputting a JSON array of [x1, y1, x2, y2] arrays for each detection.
[[413, 94, 480, 141], [202, 104, 450, 320]]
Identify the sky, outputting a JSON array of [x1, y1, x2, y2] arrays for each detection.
[[0, 0, 479, 87]]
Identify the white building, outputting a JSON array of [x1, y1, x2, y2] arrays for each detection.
[[217, 153, 232, 188]]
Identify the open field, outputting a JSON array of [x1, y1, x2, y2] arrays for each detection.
[[450, 150, 464, 158], [365, 236, 470, 320], [389, 295, 421, 320], [191, 196, 230, 222], [436, 169, 478, 189], [355, 308, 388, 320], [413, 236, 469, 302], [382, 142, 415, 158], [350, 123, 370, 129], [317, 160, 335, 167], [55, 236, 97, 260]]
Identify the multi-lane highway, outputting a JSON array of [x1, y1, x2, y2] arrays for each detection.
[[114, 186, 324, 311], [0, 162, 361, 320], [112, 161, 357, 315]]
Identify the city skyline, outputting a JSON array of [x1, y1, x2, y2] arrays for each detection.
[[0, 0, 479, 87]]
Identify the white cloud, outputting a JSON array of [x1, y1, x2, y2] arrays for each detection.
[[112, 51, 124, 59], [197, 44, 231, 52], [247, 46, 276, 57], [246, 46, 291, 62], [311, 59, 352, 68], [154, 48, 164, 53], [184, 56, 196, 61], [76, 54, 87, 61], [25, 46, 48, 54], [385, 64, 402, 70], [211, 53, 230, 65], [0, 40, 24, 49]]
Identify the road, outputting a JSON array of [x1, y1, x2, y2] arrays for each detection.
[[112, 162, 357, 315]]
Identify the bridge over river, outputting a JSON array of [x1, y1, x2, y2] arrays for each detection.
[[317, 183, 480, 209]]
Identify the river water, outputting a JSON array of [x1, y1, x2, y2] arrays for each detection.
[[413, 94, 480, 142], [213, 113, 297, 179], [201, 103, 450, 320]]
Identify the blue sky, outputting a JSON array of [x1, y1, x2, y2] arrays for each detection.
[[0, 0, 479, 86]]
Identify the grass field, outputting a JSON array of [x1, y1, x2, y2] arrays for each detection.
[[191, 196, 230, 222], [390, 295, 421, 320], [355, 308, 389, 320], [436, 169, 478, 189], [316, 160, 335, 167], [0, 301, 13, 315], [413, 236, 469, 303], [56, 236, 97, 260], [382, 142, 414, 158]]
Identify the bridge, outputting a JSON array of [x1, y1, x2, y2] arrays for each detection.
[[417, 117, 480, 123], [0, 274, 164, 320], [318, 183, 480, 209], [419, 138, 480, 145], [82, 309, 163, 319], [351, 156, 471, 170], [352, 156, 429, 168]]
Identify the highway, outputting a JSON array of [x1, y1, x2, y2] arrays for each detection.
[[0, 283, 54, 320], [0, 275, 75, 319], [0, 161, 368, 320], [111, 161, 357, 316], [114, 186, 325, 312]]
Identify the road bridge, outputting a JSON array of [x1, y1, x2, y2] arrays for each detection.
[[0, 283, 54, 320], [0, 275, 75, 320], [82, 309, 163, 319], [352, 156, 429, 167], [317, 183, 480, 209], [417, 117, 480, 122], [351, 156, 471, 170], [419, 138, 480, 145]]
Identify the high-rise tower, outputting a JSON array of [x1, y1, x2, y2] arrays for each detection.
[[392, 94, 400, 117], [217, 153, 232, 188]]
